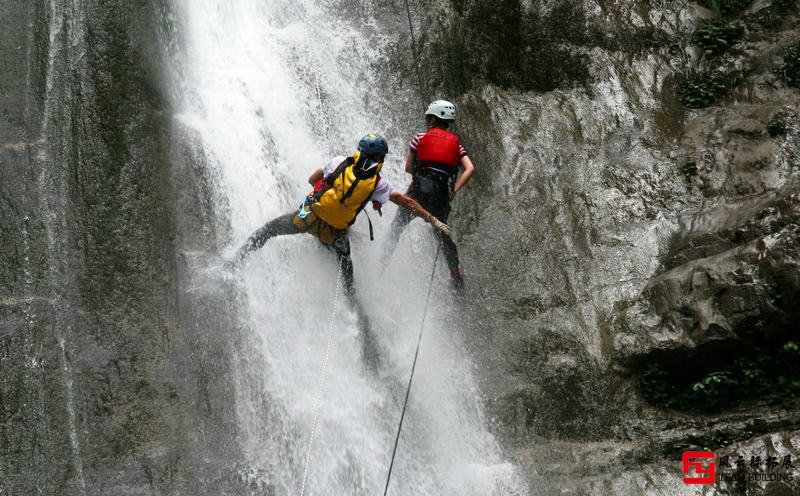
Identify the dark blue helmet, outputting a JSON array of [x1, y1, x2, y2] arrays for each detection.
[[358, 133, 389, 158]]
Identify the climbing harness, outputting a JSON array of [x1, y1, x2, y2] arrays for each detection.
[[299, 258, 344, 496], [383, 246, 440, 496]]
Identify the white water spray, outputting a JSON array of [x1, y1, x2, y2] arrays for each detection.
[[173, 0, 528, 494]]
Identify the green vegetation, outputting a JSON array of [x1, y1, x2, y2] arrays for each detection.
[[697, 0, 752, 15], [677, 0, 798, 108], [677, 77, 726, 108], [755, 8, 785, 28], [640, 341, 800, 411], [693, 20, 744, 56], [775, 42, 800, 88], [750, 0, 796, 29], [768, 117, 787, 136], [677, 71, 746, 108]]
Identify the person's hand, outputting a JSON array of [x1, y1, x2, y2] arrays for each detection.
[[429, 217, 451, 237], [222, 251, 241, 271]]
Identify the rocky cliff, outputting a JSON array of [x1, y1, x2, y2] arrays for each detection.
[[377, 0, 800, 493], [1, 1, 247, 493]]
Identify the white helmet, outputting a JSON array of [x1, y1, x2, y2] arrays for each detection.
[[425, 100, 456, 121]]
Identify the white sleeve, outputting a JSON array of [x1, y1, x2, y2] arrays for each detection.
[[322, 155, 348, 178], [370, 178, 394, 204]]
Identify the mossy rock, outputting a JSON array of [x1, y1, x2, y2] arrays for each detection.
[[681, 161, 699, 179], [768, 117, 787, 136], [754, 7, 785, 28], [775, 42, 800, 88], [773, 0, 798, 11], [677, 71, 746, 108], [693, 20, 745, 57], [696, 0, 752, 16]]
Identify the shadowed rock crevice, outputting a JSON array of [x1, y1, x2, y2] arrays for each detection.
[[638, 338, 800, 412]]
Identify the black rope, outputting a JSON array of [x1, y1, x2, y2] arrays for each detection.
[[382, 1, 437, 492], [383, 246, 440, 496]]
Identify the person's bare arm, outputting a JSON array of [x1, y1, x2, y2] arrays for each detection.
[[390, 191, 428, 219], [452, 155, 475, 195], [404, 151, 416, 175], [390, 191, 451, 235], [308, 168, 324, 186]]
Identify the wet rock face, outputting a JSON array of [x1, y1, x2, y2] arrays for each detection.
[[1, 1, 240, 493], [1, 1, 63, 491], [548, 431, 800, 495], [614, 193, 800, 364], [380, 0, 800, 493], [420, 0, 593, 94], [404, 0, 679, 95]]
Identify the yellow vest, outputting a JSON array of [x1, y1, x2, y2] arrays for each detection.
[[313, 154, 380, 229]]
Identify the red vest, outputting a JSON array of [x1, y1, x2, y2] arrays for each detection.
[[416, 128, 460, 172]]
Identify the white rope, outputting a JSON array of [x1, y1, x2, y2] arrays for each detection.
[[299, 258, 344, 496]]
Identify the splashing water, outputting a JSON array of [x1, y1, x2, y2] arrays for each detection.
[[172, 0, 529, 494]]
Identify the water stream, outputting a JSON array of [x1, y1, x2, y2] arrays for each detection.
[[172, 0, 527, 494], [40, 1, 89, 492]]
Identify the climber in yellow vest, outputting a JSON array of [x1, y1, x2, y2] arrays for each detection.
[[228, 134, 450, 297]]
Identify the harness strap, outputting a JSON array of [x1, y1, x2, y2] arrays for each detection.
[[325, 157, 353, 186], [315, 156, 381, 234], [417, 161, 456, 179], [363, 210, 374, 241], [339, 177, 361, 204], [417, 167, 456, 193]]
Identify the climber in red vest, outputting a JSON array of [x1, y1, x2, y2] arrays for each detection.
[[385, 100, 476, 288], [227, 134, 450, 298]]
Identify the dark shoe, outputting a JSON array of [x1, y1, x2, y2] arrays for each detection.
[[450, 267, 465, 290]]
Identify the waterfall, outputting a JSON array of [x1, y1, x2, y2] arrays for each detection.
[[39, 1, 89, 492], [172, 0, 528, 494]]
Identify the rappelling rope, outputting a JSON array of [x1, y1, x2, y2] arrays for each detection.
[[383, 246, 440, 496], [381, 0, 441, 493], [299, 0, 426, 487], [299, 257, 344, 496]]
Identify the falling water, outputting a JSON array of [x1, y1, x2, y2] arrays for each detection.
[[39, 0, 89, 492], [57, 333, 87, 495], [172, 0, 528, 494]]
